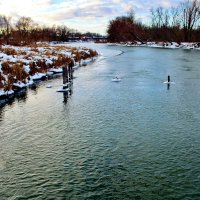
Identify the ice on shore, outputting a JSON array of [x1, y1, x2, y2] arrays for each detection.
[[114, 41, 200, 50], [0, 89, 14, 96], [30, 73, 46, 80]]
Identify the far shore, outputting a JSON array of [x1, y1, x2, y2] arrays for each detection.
[[107, 41, 200, 50]]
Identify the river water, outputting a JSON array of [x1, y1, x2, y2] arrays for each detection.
[[0, 43, 200, 199]]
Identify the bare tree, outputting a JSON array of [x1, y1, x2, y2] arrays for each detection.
[[150, 7, 168, 28], [56, 25, 70, 41], [127, 8, 135, 23], [180, 0, 200, 41], [171, 6, 181, 28], [157, 7, 164, 28], [164, 9, 170, 27], [15, 16, 35, 44], [0, 15, 12, 44]]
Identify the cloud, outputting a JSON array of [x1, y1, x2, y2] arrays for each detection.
[[47, 4, 116, 21], [0, 0, 181, 34], [0, 0, 52, 19]]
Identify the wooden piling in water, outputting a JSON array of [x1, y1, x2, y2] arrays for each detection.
[[62, 62, 74, 91], [69, 61, 73, 81], [168, 75, 170, 83], [62, 64, 68, 89]]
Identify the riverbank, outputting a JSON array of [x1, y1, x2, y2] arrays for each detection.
[[0, 43, 98, 105], [109, 41, 200, 50]]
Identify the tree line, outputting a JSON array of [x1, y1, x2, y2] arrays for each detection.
[[107, 0, 200, 43], [0, 16, 102, 45]]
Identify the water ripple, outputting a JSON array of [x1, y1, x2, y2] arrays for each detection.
[[0, 44, 200, 199]]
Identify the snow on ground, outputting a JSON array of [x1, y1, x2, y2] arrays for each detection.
[[49, 68, 63, 73], [30, 73, 47, 80], [13, 82, 26, 88], [0, 43, 98, 97], [113, 41, 200, 50], [0, 89, 14, 96]]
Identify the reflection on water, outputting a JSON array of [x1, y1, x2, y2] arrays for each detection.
[[0, 44, 200, 199], [63, 86, 73, 104]]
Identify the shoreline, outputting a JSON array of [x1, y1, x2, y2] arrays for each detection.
[[108, 41, 200, 50], [0, 43, 98, 106]]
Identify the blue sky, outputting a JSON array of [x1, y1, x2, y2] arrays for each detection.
[[0, 0, 182, 34]]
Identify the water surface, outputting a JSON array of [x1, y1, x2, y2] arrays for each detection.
[[0, 43, 200, 199]]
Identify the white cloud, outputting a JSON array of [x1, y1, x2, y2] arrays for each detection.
[[160, 0, 172, 8], [0, 0, 181, 34]]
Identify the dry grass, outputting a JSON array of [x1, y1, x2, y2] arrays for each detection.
[[0, 72, 6, 89], [0, 43, 98, 91], [0, 47, 18, 56], [0, 61, 29, 90]]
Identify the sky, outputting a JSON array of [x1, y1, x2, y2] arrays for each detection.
[[0, 0, 182, 35]]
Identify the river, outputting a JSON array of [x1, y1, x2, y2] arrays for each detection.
[[0, 43, 200, 199]]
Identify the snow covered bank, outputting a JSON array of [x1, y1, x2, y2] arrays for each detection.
[[0, 43, 98, 99], [111, 41, 200, 50]]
